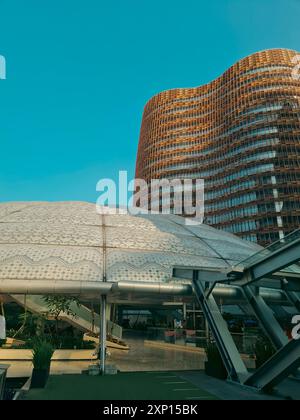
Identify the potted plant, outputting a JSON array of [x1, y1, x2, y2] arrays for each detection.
[[164, 330, 175, 344], [31, 340, 54, 389], [204, 342, 228, 380], [253, 336, 275, 369]]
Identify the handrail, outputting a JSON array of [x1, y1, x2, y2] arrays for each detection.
[[235, 228, 300, 271]]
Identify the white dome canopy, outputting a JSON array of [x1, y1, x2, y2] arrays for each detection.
[[0, 202, 261, 288]]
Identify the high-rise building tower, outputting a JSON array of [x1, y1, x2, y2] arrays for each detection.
[[136, 49, 300, 246]]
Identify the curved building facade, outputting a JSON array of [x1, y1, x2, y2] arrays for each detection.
[[136, 49, 300, 245]]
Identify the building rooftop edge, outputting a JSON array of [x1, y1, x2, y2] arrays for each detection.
[[142, 48, 299, 110]]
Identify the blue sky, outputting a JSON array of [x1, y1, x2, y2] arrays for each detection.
[[0, 0, 299, 203]]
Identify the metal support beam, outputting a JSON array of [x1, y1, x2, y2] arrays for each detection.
[[277, 276, 300, 292], [243, 284, 288, 350], [245, 339, 300, 392], [193, 271, 249, 383], [284, 288, 300, 312], [246, 240, 300, 283], [183, 303, 187, 321], [100, 294, 107, 375]]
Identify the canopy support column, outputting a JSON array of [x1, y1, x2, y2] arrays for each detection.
[[100, 294, 107, 375]]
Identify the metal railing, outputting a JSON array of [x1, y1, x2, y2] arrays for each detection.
[[107, 320, 123, 340], [235, 228, 300, 271], [146, 327, 259, 355], [11, 295, 123, 340]]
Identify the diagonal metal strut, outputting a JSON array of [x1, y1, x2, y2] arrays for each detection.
[[193, 270, 249, 384], [245, 339, 300, 391]]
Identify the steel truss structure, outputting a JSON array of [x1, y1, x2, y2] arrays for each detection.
[[1, 202, 300, 391], [190, 229, 300, 392]]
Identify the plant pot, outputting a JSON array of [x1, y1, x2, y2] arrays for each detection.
[[205, 361, 228, 380], [164, 331, 175, 344], [31, 368, 50, 389]]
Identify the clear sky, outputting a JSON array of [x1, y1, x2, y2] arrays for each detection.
[[0, 0, 299, 203]]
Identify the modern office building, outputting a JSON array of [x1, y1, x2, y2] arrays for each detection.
[[136, 49, 300, 245]]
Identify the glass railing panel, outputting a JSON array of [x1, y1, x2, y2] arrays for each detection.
[[236, 228, 300, 271]]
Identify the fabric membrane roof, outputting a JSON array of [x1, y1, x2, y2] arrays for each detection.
[[0, 202, 262, 286]]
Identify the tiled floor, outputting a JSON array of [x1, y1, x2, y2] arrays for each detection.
[[109, 338, 204, 372], [5, 338, 204, 378]]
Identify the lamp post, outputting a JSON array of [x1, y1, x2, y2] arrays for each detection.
[[100, 294, 107, 375]]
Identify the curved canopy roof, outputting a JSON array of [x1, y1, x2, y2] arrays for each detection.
[[0, 202, 262, 290]]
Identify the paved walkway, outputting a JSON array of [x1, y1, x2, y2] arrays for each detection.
[[25, 372, 218, 401], [4, 336, 300, 400], [179, 371, 300, 400]]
